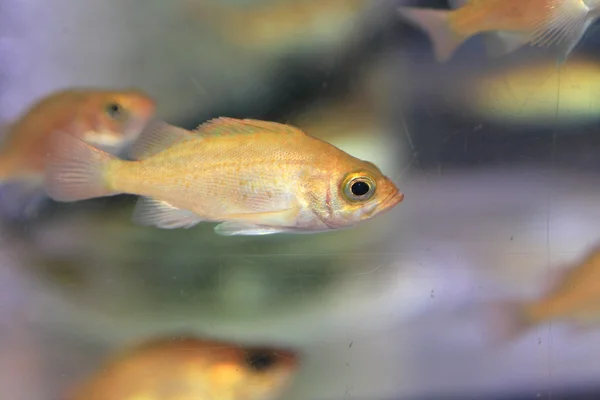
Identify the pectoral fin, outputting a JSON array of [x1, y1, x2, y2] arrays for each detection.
[[132, 197, 204, 229]]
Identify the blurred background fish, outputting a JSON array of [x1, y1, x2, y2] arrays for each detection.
[[398, 0, 600, 63], [486, 244, 600, 343], [67, 336, 298, 400], [183, 0, 375, 56], [406, 55, 600, 128], [0, 88, 156, 221]]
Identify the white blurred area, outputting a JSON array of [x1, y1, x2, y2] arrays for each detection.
[[5, 167, 600, 400], [3, 0, 600, 400]]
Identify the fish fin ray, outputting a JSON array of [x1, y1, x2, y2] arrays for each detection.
[[397, 7, 465, 62], [528, 0, 590, 54], [194, 117, 306, 138], [44, 132, 118, 202], [132, 197, 204, 229], [129, 120, 193, 160], [214, 222, 289, 236]]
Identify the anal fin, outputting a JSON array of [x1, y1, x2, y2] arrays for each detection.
[[132, 197, 204, 229]]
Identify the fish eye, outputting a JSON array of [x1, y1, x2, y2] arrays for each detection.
[[343, 174, 376, 202], [245, 351, 276, 372], [104, 102, 128, 121]]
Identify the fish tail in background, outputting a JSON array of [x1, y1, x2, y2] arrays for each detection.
[[44, 132, 121, 202], [397, 7, 465, 62], [0, 182, 47, 222], [0, 152, 47, 221], [0, 156, 11, 182], [528, 0, 590, 64], [482, 300, 534, 346]]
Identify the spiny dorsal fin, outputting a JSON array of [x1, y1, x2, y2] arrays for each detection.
[[193, 117, 307, 138], [130, 120, 193, 160]]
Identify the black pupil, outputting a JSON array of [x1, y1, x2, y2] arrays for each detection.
[[106, 103, 122, 118], [246, 352, 276, 371], [351, 181, 370, 196]]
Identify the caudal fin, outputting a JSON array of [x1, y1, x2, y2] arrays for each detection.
[[397, 7, 464, 63], [0, 157, 11, 182], [483, 300, 533, 347], [44, 132, 120, 202], [0, 182, 47, 222]]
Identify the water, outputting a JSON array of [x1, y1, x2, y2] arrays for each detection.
[[2, 0, 600, 399]]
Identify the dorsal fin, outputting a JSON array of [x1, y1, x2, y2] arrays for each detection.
[[193, 117, 307, 138], [129, 120, 193, 160]]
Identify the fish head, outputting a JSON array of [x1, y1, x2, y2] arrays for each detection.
[[80, 89, 156, 155], [310, 156, 403, 229], [207, 344, 299, 400], [67, 338, 298, 400]]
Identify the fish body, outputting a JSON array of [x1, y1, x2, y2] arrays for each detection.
[[398, 0, 600, 63], [44, 117, 403, 236], [0, 88, 156, 182], [185, 0, 369, 52], [491, 245, 600, 341], [0, 88, 155, 220], [68, 337, 298, 400], [464, 56, 600, 126]]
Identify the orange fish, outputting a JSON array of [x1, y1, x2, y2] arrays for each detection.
[[490, 245, 600, 341], [397, 0, 600, 63], [67, 336, 299, 400], [44, 117, 403, 236], [0, 88, 155, 219]]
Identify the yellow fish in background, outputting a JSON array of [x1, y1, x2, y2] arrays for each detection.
[[460, 56, 600, 126], [490, 245, 600, 341], [397, 0, 600, 63], [44, 117, 403, 236], [184, 0, 371, 53], [67, 336, 299, 400], [0, 88, 156, 220]]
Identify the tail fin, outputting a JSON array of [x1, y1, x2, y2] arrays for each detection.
[[44, 132, 121, 202], [0, 157, 11, 182], [397, 7, 464, 63], [0, 183, 47, 222], [482, 300, 533, 347]]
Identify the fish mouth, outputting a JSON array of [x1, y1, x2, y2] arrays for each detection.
[[380, 189, 404, 211]]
